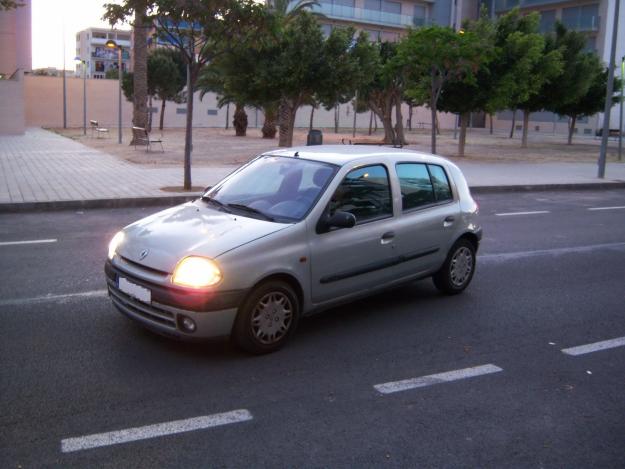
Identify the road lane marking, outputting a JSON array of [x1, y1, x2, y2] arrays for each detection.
[[495, 211, 550, 217], [0, 290, 108, 307], [587, 206, 625, 211], [479, 242, 625, 263], [61, 409, 253, 453], [0, 239, 57, 246], [374, 364, 503, 395], [561, 336, 625, 356]]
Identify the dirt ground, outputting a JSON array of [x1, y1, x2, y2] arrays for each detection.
[[53, 126, 623, 167]]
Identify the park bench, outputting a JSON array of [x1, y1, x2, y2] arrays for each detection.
[[341, 137, 403, 148], [132, 126, 164, 152], [89, 120, 109, 138]]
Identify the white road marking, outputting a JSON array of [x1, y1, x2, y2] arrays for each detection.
[[495, 210, 550, 217], [61, 409, 253, 453], [0, 290, 108, 307], [561, 336, 625, 356], [374, 364, 503, 395], [479, 242, 625, 263], [0, 239, 57, 246], [587, 206, 625, 211]]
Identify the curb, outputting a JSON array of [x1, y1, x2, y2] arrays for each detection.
[[1, 182, 624, 213], [470, 181, 625, 194], [0, 195, 199, 213]]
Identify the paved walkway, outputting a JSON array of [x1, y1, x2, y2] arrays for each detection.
[[1, 128, 624, 211]]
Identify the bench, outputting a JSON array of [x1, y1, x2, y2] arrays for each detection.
[[89, 120, 109, 138], [132, 126, 164, 152], [341, 137, 385, 146]]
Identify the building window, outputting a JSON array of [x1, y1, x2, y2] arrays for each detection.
[[539, 10, 556, 33], [364, 0, 402, 24], [207, 109, 218, 115], [413, 4, 427, 26], [364, 29, 381, 41], [177, 108, 187, 114], [92, 31, 107, 39], [117, 33, 131, 41], [562, 4, 599, 31]]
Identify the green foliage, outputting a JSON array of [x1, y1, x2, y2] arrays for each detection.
[[557, 66, 622, 121], [399, 25, 486, 152], [0, 0, 23, 10]]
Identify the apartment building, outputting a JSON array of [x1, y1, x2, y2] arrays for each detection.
[[75, 28, 132, 79], [487, 0, 625, 134], [312, 0, 480, 40]]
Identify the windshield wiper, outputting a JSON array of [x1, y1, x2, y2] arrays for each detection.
[[201, 195, 232, 213], [226, 203, 275, 222]]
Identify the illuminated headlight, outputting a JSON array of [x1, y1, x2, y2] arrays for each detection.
[[172, 256, 222, 288], [108, 231, 125, 260]]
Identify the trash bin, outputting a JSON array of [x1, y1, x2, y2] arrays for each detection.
[[307, 129, 323, 146]]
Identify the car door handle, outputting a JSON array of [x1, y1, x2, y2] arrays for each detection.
[[381, 231, 395, 244], [443, 216, 455, 227]]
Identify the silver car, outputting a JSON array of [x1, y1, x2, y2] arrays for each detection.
[[105, 145, 481, 353]]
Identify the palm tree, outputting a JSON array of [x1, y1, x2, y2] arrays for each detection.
[[269, 0, 322, 20], [130, 4, 149, 141]]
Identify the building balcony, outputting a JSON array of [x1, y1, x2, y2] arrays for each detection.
[[312, 3, 430, 28]]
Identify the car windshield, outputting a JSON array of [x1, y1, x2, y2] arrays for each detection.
[[204, 155, 337, 223]]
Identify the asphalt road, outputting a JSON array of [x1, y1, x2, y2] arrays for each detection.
[[1, 189, 625, 468]]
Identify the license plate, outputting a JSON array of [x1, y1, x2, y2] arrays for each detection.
[[118, 277, 151, 303]]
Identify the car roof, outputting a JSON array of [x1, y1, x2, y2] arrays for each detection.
[[263, 145, 451, 167]]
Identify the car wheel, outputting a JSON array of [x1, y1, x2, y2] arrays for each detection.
[[232, 281, 300, 354], [432, 238, 476, 295]]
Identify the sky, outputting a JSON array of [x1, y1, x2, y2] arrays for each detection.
[[32, 0, 130, 70]]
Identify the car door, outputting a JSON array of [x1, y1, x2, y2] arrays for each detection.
[[308, 163, 400, 304], [391, 162, 460, 279]]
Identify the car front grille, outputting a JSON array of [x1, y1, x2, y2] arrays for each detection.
[[108, 283, 177, 330]]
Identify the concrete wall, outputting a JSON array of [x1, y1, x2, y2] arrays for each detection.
[[0, 70, 25, 134], [0, 0, 31, 75], [22, 74, 457, 131]]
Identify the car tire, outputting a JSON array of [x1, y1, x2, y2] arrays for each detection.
[[432, 238, 476, 295], [232, 280, 300, 354]]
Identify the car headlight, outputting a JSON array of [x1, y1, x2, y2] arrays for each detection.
[[172, 256, 222, 288], [108, 231, 125, 260]]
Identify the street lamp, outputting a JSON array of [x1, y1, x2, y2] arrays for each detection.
[[105, 39, 123, 144], [619, 55, 624, 162], [75, 57, 87, 136]]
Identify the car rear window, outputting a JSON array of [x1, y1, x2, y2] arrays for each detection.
[[428, 164, 453, 202], [396, 163, 452, 210]]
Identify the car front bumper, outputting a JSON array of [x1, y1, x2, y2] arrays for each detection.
[[105, 260, 245, 340]]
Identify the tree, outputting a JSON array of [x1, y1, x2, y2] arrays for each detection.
[[555, 66, 622, 144], [399, 26, 484, 154], [0, 0, 22, 10], [356, 41, 407, 145], [269, 0, 320, 19], [543, 23, 604, 144], [104, 0, 268, 190], [264, 13, 374, 147], [103, 1, 150, 145], [437, 13, 496, 156]]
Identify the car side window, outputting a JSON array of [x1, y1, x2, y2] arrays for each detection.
[[329, 164, 392, 224], [427, 164, 453, 202], [396, 163, 435, 210], [396, 163, 454, 210]]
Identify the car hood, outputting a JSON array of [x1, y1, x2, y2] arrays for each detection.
[[117, 201, 290, 273]]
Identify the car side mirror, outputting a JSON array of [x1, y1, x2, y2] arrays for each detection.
[[317, 210, 356, 233]]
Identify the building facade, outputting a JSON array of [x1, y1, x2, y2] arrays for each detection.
[[312, 0, 480, 40], [75, 28, 132, 79], [0, 0, 31, 135]]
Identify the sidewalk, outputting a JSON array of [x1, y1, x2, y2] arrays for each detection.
[[1, 128, 624, 212]]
